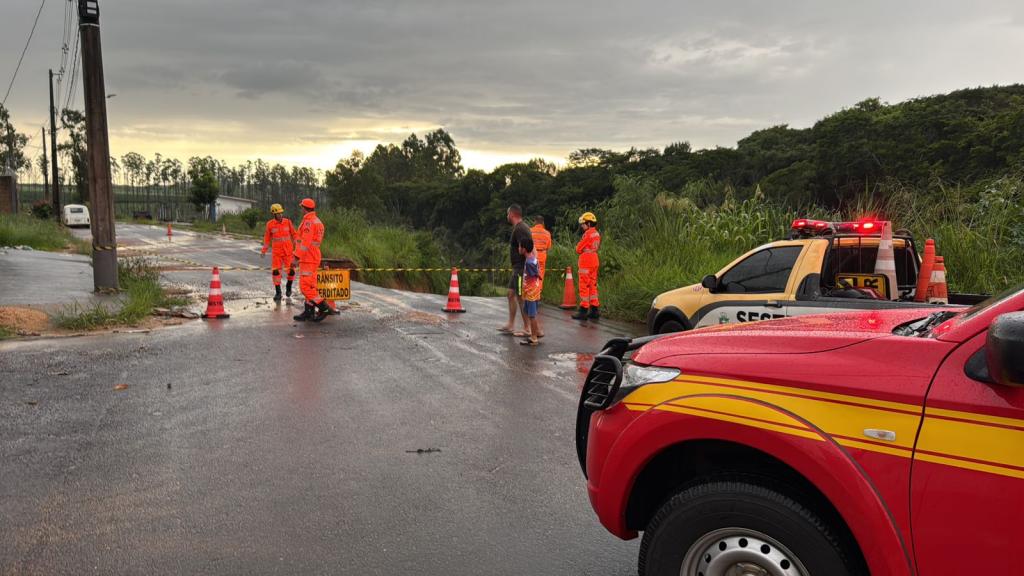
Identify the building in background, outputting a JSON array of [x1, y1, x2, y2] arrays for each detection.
[[213, 195, 257, 221]]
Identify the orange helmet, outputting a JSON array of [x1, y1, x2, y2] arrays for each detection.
[[300, 198, 315, 210]]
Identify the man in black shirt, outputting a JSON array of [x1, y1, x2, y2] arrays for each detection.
[[499, 204, 534, 336]]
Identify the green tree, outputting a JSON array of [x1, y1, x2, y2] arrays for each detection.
[[188, 158, 220, 217], [0, 104, 29, 174], [58, 109, 88, 203]]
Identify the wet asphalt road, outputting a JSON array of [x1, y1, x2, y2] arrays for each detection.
[[1, 224, 642, 575]]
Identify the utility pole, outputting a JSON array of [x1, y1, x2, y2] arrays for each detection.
[[78, 0, 118, 290], [48, 69, 60, 218], [41, 127, 49, 199]]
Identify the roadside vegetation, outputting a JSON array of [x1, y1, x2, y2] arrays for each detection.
[[52, 258, 188, 330], [7, 87, 1023, 322], [538, 175, 1024, 319], [0, 213, 89, 253], [319, 209, 454, 294]]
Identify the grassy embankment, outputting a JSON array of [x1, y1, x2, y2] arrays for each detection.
[[53, 258, 188, 330], [134, 175, 1023, 325], [318, 209, 455, 294], [0, 213, 90, 253], [178, 210, 459, 294], [538, 175, 1024, 321]]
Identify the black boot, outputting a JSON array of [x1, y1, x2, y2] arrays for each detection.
[[285, 279, 293, 297], [273, 285, 282, 302], [571, 306, 589, 321], [312, 301, 332, 322], [293, 303, 313, 322], [588, 305, 600, 320]]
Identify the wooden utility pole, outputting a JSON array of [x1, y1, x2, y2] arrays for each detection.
[[41, 127, 49, 199], [78, 0, 118, 290], [48, 69, 60, 217]]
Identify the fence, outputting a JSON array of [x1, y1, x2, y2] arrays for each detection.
[[15, 182, 327, 222]]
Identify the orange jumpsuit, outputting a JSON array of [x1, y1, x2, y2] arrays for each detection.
[[294, 211, 325, 304], [530, 224, 552, 282], [576, 226, 601, 309], [261, 217, 296, 286]]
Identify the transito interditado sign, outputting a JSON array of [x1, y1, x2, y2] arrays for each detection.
[[317, 269, 351, 301]]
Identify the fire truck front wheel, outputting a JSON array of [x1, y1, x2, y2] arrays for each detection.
[[638, 479, 862, 576]]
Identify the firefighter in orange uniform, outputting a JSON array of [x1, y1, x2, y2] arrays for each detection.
[[571, 211, 601, 321], [530, 215, 552, 281], [292, 198, 330, 322], [260, 203, 297, 302]]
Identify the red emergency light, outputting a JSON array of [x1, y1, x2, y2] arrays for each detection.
[[791, 219, 830, 232], [791, 218, 888, 236], [835, 219, 885, 234]]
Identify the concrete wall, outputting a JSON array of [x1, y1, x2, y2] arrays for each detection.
[[0, 175, 18, 214]]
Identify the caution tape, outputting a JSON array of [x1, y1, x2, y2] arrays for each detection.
[[93, 244, 118, 252], [115, 249, 511, 273], [353, 267, 512, 273]]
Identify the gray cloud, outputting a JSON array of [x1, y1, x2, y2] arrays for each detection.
[[2, 0, 1022, 169]]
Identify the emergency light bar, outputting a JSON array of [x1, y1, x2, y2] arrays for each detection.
[[790, 218, 888, 236]]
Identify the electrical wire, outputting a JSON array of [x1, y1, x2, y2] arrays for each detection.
[[2, 0, 48, 106], [63, 9, 81, 112], [56, 0, 72, 106]]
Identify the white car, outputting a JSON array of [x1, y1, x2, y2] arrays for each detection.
[[62, 204, 90, 227]]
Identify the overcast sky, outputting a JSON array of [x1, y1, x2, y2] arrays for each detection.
[[3, 0, 1023, 171]]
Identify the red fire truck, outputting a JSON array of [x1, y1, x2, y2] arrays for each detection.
[[577, 285, 1024, 575]]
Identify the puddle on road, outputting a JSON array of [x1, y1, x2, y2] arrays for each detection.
[[547, 352, 595, 392]]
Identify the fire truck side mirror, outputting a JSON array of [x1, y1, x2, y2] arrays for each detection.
[[986, 312, 1024, 387], [701, 275, 719, 292]]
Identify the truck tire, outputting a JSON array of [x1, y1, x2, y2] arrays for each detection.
[[657, 319, 686, 334], [638, 479, 860, 576]]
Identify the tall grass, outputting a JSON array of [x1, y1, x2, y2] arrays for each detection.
[[540, 175, 1024, 321], [53, 258, 187, 330], [846, 176, 1024, 294], [0, 213, 88, 252], [319, 209, 453, 294]]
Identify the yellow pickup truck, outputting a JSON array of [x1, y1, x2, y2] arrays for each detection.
[[647, 218, 986, 334]]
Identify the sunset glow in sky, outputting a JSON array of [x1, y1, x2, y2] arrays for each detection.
[[3, 0, 1022, 173]]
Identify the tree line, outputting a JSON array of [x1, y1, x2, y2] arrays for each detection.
[[324, 85, 1024, 262], [4, 84, 1022, 229]]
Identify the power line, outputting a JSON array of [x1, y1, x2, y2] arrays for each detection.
[[64, 9, 81, 112], [56, 0, 72, 106], [2, 0, 48, 106]]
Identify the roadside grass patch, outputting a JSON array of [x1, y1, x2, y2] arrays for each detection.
[[538, 175, 1024, 322], [0, 325, 15, 339], [319, 209, 451, 294], [0, 213, 88, 253], [52, 258, 188, 330]]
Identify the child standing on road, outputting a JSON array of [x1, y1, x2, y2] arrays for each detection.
[[520, 244, 543, 346]]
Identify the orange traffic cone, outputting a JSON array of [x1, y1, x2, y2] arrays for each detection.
[[443, 267, 466, 313], [167, 222, 173, 241], [874, 221, 899, 300], [914, 238, 936, 302], [201, 267, 230, 319], [559, 267, 577, 309], [928, 256, 949, 305]]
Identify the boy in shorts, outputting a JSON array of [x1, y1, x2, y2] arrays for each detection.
[[519, 243, 543, 346]]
